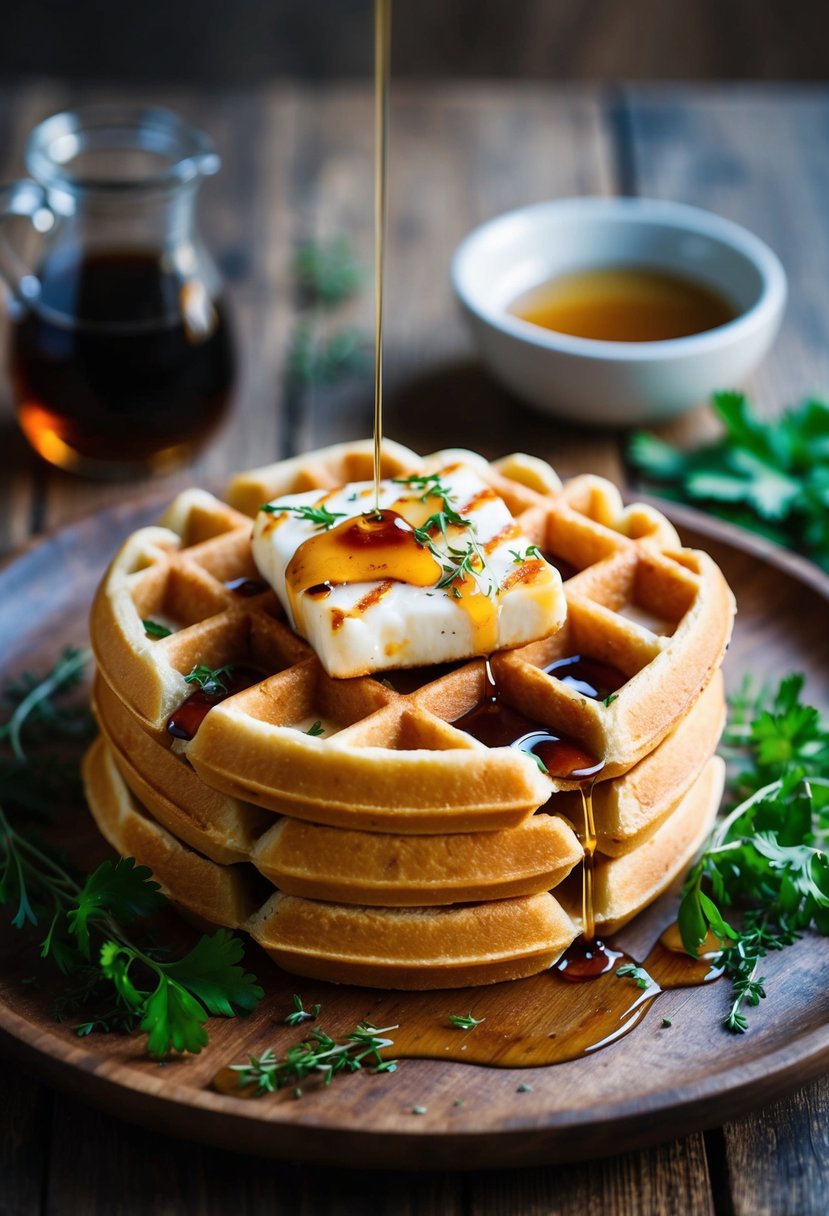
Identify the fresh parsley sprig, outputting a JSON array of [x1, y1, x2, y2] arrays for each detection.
[[230, 1021, 398, 1097], [0, 653, 264, 1056], [679, 674, 829, 1032], [629, 392, 829, 570]]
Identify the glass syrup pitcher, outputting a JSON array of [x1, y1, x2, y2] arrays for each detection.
[[0, 104, 235, 477]]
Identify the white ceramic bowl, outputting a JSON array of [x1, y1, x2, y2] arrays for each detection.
[[451, 197, 787, 426]]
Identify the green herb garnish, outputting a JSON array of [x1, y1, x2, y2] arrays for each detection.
[[286, 320, 368, 388], [679, 673, 829, 1032], [230, 1021, 398, 1096], [508, 545, 543, 564], [0, 653, 263, 1056], [0, 646, 90, 763], [183, 664, 236, 696], [293, 236, 364, 307], [305, 721, 325, 737], [260, 502, 346, 531], [447, 1012, 485, 1030], [629, 392, 829, 570], [284, 993, 321, 1026], [142, 619, 172, 640], [616, 962, 651, 990], [527, 751, 550, 776], [603, 692, 619, 707]]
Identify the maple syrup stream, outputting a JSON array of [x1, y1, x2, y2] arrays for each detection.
[[372, 0, 391, 510]]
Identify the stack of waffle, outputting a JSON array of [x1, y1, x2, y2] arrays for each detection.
[[83, 441, 734, 989]]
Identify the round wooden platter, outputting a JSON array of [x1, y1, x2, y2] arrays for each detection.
[[2, 494, 829, 1171]]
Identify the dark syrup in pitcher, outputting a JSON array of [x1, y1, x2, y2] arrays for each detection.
[[10, 248, 234, 475]]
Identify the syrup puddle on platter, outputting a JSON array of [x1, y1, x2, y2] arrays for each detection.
[[212, 922, 725, 1100], [355, 924, 724, 1069]]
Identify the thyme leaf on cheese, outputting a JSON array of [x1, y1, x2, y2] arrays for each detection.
[[508, 545, 543, 564], [260, 502, 347, 531]]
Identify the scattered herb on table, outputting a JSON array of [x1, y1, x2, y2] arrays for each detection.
[[679, 673, 829, 1032], [616, 962, 651, 990], [229, 1021, 398, 1096], [447, 1012, 485, 1030], [628, 392, 829, 570], [284, 993, 321, 1026], [0, 652, 263, 1057]]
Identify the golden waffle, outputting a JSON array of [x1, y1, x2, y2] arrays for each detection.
[[94, 674, 583, 905], [85, 440, 733, 989], [92, 669, 723, 905], [82, 735, 580, 988], [82, 737, 260, 930], [82, 734, 723, 989], [89, 441, 734, 837]]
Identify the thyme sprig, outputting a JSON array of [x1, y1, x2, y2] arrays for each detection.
[[392, 473, 496, 596], [260, 502, 346, 531], [230, 1021, 398, 1096]]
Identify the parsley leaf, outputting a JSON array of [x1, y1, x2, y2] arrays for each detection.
[[69, 858, 163, 957], [629, 393, 829, 569], [679, 674, 829, 1031], [1, 654, 264, 1057]]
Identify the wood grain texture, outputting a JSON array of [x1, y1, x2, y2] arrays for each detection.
[[0, 1059, 51, 1216], [716, 1077, 829, 1216], [45, 1090, 466, 1216], [464, 1135, 714, 1216], [1, 0, 826, 83]]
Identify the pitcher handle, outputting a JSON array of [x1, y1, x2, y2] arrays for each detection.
[[0, 180, 55, 302]]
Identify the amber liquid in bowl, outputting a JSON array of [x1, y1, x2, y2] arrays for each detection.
[[509, 265, 738, 343], [11, 248, 234, 476]]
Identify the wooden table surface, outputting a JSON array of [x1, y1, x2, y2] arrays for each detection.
[[2, 80, 829, 1214]]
